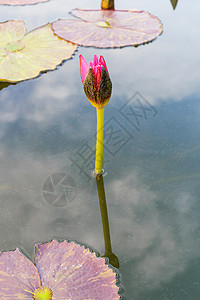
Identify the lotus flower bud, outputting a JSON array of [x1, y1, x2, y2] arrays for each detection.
[[79, 55, 112, 108]]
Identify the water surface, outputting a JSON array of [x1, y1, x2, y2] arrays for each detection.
[[0, 0, 200, 299]]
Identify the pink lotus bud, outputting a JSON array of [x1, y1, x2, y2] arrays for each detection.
[[79, 54, 112, 108]]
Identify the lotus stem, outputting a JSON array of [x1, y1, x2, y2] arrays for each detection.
[[95, 107, 104, 174], [101, 0, 115, 10], [96, 174, 119, 268]]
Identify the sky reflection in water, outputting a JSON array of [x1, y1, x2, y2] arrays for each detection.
[[0, 0, 200, 299]]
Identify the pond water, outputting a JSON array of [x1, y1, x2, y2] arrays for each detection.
[[1, 0, 200, 299]]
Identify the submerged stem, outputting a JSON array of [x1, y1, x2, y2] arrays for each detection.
[[96, 174, 112, 254], [95, 107, 104, 174], [96, 174, 119, 268]]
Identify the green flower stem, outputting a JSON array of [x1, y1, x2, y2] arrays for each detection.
[[95, 107, 104, 174], [96, 174, 119, 268]]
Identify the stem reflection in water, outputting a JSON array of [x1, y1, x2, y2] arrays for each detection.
[[96, 174, 119, 269]]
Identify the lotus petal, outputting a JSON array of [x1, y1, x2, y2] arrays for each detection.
[[52, 9, 163, 48], [34, 240, 120, 299], [0, 21, 77, 82]]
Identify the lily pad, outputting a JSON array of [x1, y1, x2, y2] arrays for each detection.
[[52, 9, 163, 48], [0, 21, 77, 82], [0, 240, 121, 299], [0, 0, 48, 5]]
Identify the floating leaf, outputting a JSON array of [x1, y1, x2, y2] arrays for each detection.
[[0, 240, 120, 299], [170, 0, 178, 9], [0, 0, 48, 5], [0, 21, 77, 82], [0, 248, 41, 299], [52, 9, 163, 48]]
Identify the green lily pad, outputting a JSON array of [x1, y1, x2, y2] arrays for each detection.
[[0, 21, 77, 82], [0, 0, 48, 5], [52, 9, 163, 48]]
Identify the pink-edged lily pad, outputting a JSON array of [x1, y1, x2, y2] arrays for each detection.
[[0, 20, 77, 82], [0, 240, 120, 299], [52, 9, 163, 48], [0, 0, 48, 5]]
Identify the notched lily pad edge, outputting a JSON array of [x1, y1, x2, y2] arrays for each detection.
[[0, 238, 124, 299], [0, 51, 78, 84], [0, 239, 120, 279], [34, 238, 124, 299], [0, 54, 78, 84], [0, 246, 35, 266], [34, 238, 116, 270]]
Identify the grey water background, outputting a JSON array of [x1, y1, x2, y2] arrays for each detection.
[[1, 0, 200, 299]]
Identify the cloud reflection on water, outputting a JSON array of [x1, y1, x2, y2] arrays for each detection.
[[0, 146, 199, 298], [0, 65, 200, 299], [106, 173, 200, 294], [0, 0, 200, 299]]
